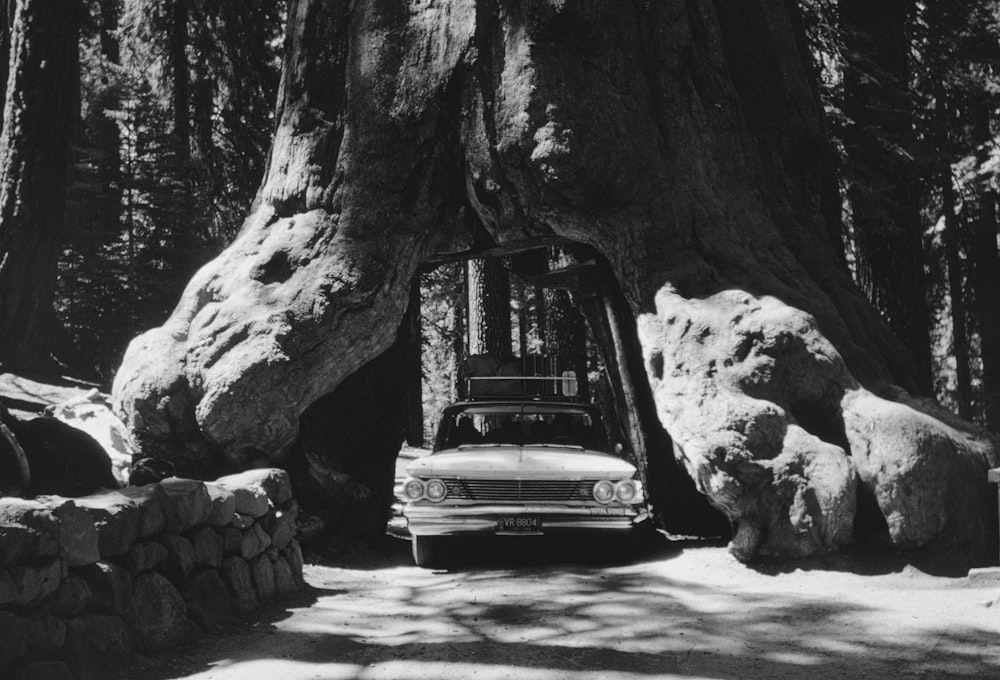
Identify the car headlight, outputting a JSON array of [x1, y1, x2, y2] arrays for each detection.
[[425, 479, 447, 502], [404, 479, 425, 500], [593, 480, 615, 503], [615, 480, 638, 502]]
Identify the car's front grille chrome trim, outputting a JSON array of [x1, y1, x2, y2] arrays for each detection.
[[444, 479, 592, 502]]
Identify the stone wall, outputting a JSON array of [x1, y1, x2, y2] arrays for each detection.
[[0, 468, 306, 680]]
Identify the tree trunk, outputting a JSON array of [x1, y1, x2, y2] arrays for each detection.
[[170, 0, 190, 157], [404, 279, 423, 447], [113, 0, 997, 563], [969, 104, 1000, 432], [466, 257, 511, 358], [0, 0, 80, 372], [840, 0, 932, 395], [943, 173, 973, 420]]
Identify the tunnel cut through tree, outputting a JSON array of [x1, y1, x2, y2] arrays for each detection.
[[113, 0, 998, 563]]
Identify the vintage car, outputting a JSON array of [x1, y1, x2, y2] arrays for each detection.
[[401, 380, 648, 568]]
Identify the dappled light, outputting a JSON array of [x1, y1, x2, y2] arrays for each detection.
[[129, 542, 1000, 680]]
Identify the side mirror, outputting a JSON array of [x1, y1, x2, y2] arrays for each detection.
[[614, 442, 625, 456]]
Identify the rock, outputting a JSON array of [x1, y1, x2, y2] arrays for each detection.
[[230, 512, 254, 530], [156, 477, 212, 533], [188, 526, 223, 568], [64, 614, 134, 679], [118, 485, 166, 537], [0, 610, 30, 669], [249, 554, 275, 603], [43, 497, 100, 567], [128, 571, 190, 653], [273, 556, 298, 595], [75, 491, 142, 557], [240, 523, 271, 560], [221, 527, 242, 554], [203, 483, 236, 527], [216, 468, 293, 506], [44, 574, 92, 617], [129, 456, 175, 486], [267, 505, 298, 552], [285, 540, 304, 582], [0, 498, 61, 566], [2, 411, 119, 497], [220, 556, 258, 612], [24, 612, 66, 651], [77, 561, 132, 616], [218, 482, 270, 519], [157, 534, 195, 582], [5, 558, 62, 605], [123, 540, 169, 575], [48, 390, 135, 486], [14, 660, 73, 680], [182, 568, 233, 631]]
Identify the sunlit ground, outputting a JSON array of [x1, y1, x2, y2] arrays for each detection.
[[129, 537, 1000, 680]]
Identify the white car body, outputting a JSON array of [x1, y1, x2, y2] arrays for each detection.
[[401, 400, 648, 567]]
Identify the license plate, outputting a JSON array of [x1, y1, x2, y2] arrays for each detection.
[[496, 516, 541, 534]]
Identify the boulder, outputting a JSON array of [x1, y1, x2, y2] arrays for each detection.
[[248, 554, 275, 603], [64, 614, 134, 680], [75, 491, 142, 557], [272, 556, 299, 595], [0, 498, 61, 566], [240, 523, 271, 561], [123, 540, 169, 575], [118, 485, 166, 537], [217, 482, 269, 519], [77, 561, 132, 616], [285, 540, 305, 583], [220, 556, 258, 612], [216, 468, 293, 506], [188, 526, 223, 569], [44, 574, 92, 617], [42, 497, 100, 567], [0, 610, 30, 670], [157, 534, 195, 583], [156, 477, 212, 533], [266, 505, 298, 552], [23, 612, 66, 651], [182, 568, 233, 631], [2, 409, 118, 497], [48, 389, 135, 486], [221, 527, 242, 555], [203, 483, 236, 527], [639, 290, 998, 561], [5, 558, 62, 605], [127, 572, 190, 653]]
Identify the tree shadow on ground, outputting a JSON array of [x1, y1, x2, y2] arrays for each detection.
[[128, 534, 1000, 680]]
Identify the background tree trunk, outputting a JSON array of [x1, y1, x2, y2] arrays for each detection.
[[113, 0, 997, 563], [0, 0, 80, 372], [467, 257, 511, 358], [840, 0, 932, 394]]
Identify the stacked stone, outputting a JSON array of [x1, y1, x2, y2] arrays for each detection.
[[0, 468, 305, 680]]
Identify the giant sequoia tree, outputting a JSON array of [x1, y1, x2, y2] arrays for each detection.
[[113, 0, 998, 562]]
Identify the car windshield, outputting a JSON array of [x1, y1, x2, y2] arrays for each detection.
[[435, 404, 608, 452]]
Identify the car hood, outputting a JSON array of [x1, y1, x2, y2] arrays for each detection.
[[406, 446, 636, 480]]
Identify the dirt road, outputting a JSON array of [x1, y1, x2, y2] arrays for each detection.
[[125, 535, 1000, 680]]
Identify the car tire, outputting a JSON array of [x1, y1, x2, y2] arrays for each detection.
[[411, 535, 447, 568]]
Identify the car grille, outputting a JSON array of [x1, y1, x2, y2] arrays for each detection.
[[443, 479, 591, 502]]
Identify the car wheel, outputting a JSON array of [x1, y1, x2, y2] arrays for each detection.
[[411, 535, 447, 568]]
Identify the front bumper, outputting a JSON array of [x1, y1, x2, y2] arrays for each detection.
[[403, 502, 649, 537]]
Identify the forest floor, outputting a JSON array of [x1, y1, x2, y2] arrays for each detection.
[[124, 533, 1000, 680]]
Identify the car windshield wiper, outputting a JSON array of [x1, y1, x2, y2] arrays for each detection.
[[456, 443, 521, 449], [528, 443, 585, 449]]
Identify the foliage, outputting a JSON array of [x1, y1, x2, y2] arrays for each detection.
[[56, 0, 284, 381]]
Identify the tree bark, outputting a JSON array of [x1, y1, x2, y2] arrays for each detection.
[[113, 0, 997, 562], [404, 279, 424, 447], [0, 0, 80, 372], [840, 0, 932, 394], [969, 103, 1000, 431], [466, 257, 511, 358], [170, 0, 190, 157], [943, 173, 973, 420]]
